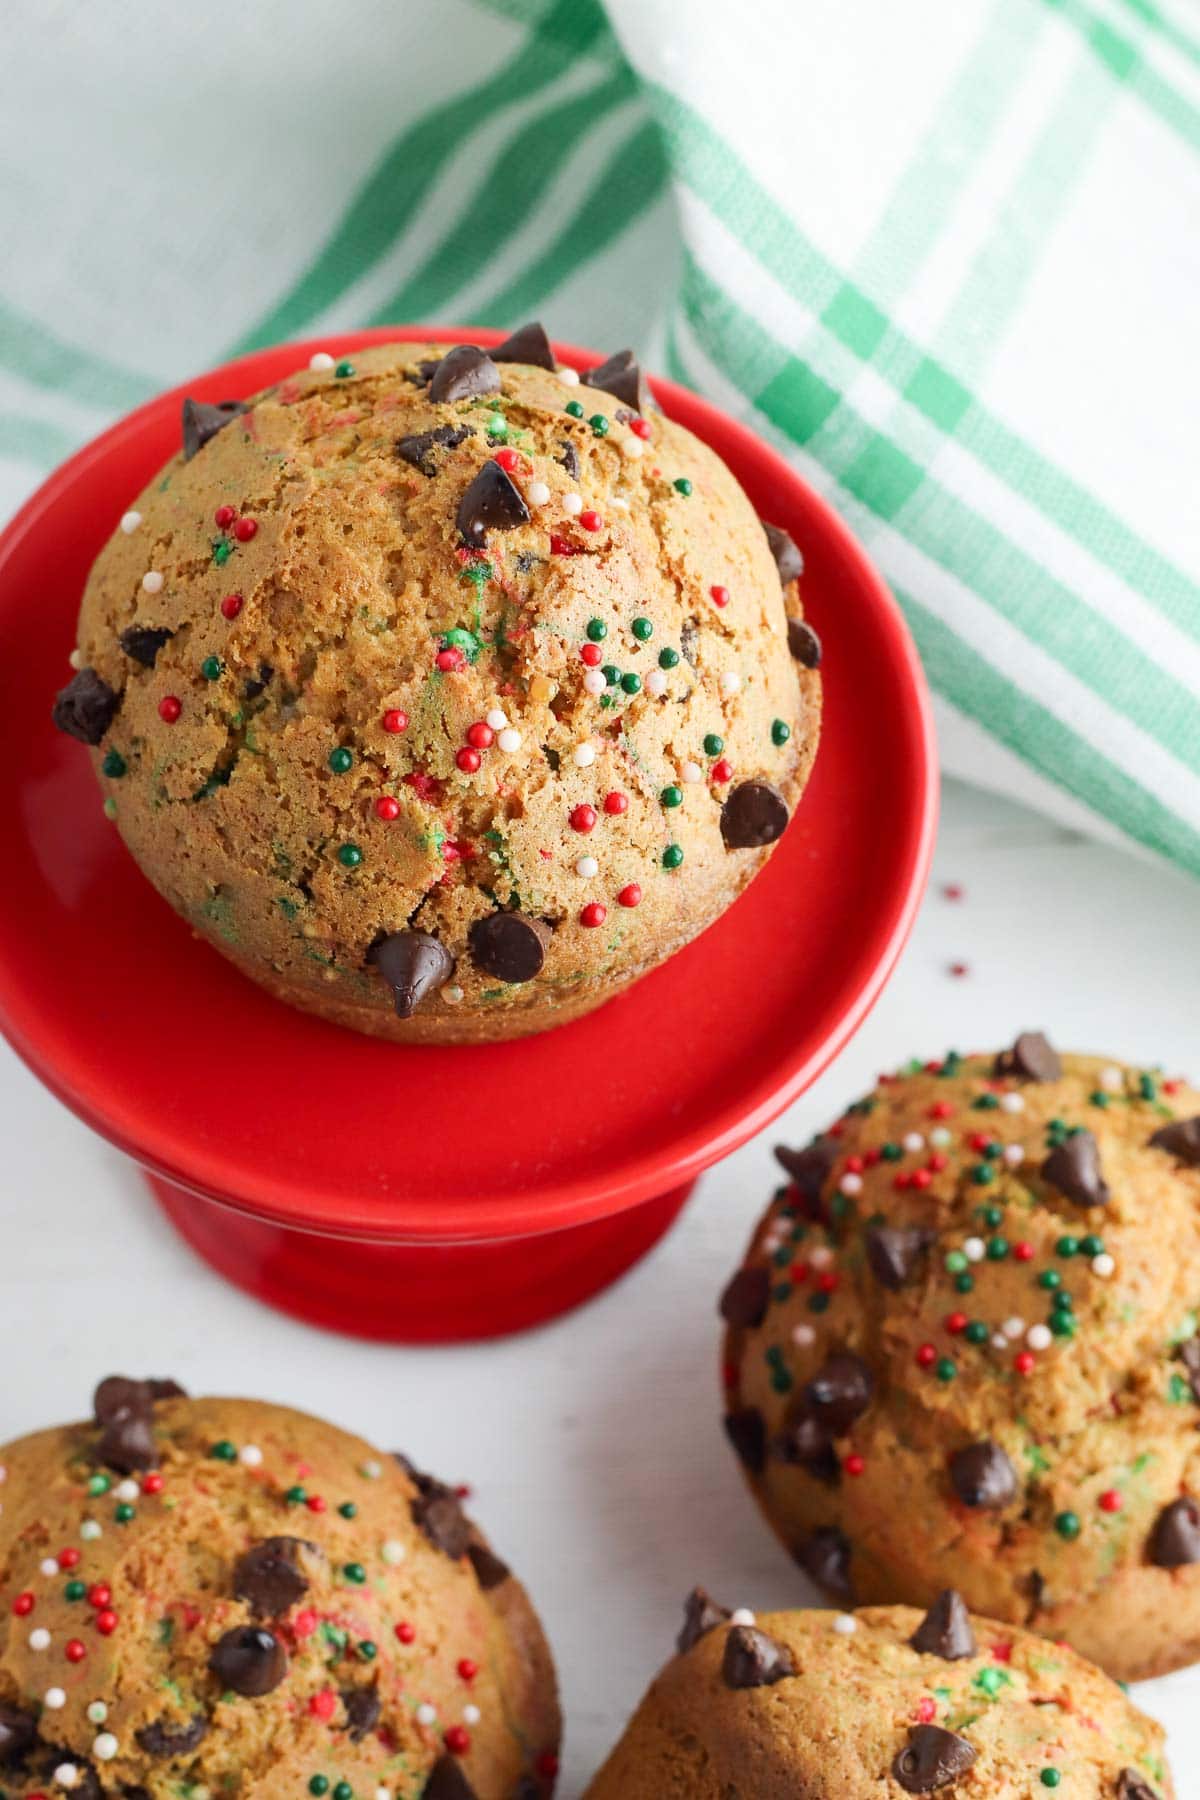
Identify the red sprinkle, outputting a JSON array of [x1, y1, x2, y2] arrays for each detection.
[[309, 1689, 338, 1722], [436, 647, 465, 672], [1013, 1241, 1034, 1262], [580, 902, 607, 928], [293, 1609, 319, 1638], [493, 447, 520, 473], [95, 1610, 118, 1636], [570, 804, 598, 834], [232, 516, 258, 542], [12, 1593, 33, 1617], [578, 509, 602, 532], [928, 1152, 949, 1172], [467, 721, 495, 749], [220, 593, 243, 620], [214, 505, 237, 529], [618, 883, 641, 908], [158, 695, 182, 723], [456, 746, 482, 774], [64, 1640, 86, 1664], [991, 1640, 1013, 1663], [629, 418, 651, 440], [910, 1168, 932, 1190], [87, 1584, 111, 1610], [843, 1453, 865, 1477], [305, 1495, 326, 1514], [845, 1155, 864, 1173], [395, 1622, 416, 1645], [816, 1271, 839, 1294], [580, 642, 603, 667], [374, 795, 401, 821], [1099, 1490, 1123, 1513], [549, 533, 576, 557], [141, 1474, 164, 1495], [382, 708, 409, 734], [456, 1658, 478, 1682], [711, 759, 733, 785], [1014, 1351, 1036, 1377], [944, 1311, 968, 1335], [536, 1751, 560, 1779], [915, 1697, 937, 1724], [929, 1100, 954, 1119], [58, 1548, 81, 1570], [710, 584, 730, 608], [603, 790, 628, 816], [444, 1727, 471, 1756], [916, 1344, 937, 1370], [790, 1261, 810, 1284]]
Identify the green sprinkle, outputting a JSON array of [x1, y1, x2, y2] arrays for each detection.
[[88, 1475, 111, 1497], [1039, 1270, 1062, 1290], [771, 719, 791, 746], [660, 785, 683, 809], [1040, 1772, 1061, 1790], [620, 672, 642, 695], [342, 1562, 366, 1585], [1080, 1234, 1104, 1257], [357, 1640, 377, 1660], [983, 1206, 1004, 1228], [586, 618, 607, 642], [880, 1143, 902, 1162], [1090, 1090, 1109, 1107], [936, 1357, 957, 1383], [334, 360, 355, 379], [808, 1291, 831, 1314], [704, 734, 724, 756], [201, 656, 222, 681], [631, 616, 653, 642], [769, 1367, 792, 1393], [987, 1236, 1009, 1261], [973, 1092, 1000, 1110], [1169, 1372, 1191, 1404], [338, 1502, 357, 1519], [965, 1321, 989, 1346], [603, 665, 620, 686], [210, 1441, 237, 1462], [64, 1580, 87, 1602], [944, 1251, 968, 1274], [1140, 1072, 1158, 1101], [443, 627, 481, 662], [334, 1784, 353, 1800], [213, 538, 233, 566], [658, 647, 679, 669], [1050, 1311, 1076, 1337], [672, 477, 693, 496], [975, 1666, 1005, 1696], [1054, 1510, 1081, 1540], [954, 1272, 975, 1294], [328, 747, 353, 774], [589, 414, 609, 437], [565, 401, 584, 419], [114, 1503, 135, 1524], [102, 749, 127, 779], [1056, 1236, 1079, 1257], [487, 412, 507, 439], [309, 1779, 330, 1797], [663, 844, 684, 870], [338, 844, 363, 868], [286, 1485, 307, 1505], [972, 1162, 996, 1185], [1052, 1290, 1073, 1312]]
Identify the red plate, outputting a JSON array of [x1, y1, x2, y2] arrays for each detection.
[[0, 328, 936, 1339]]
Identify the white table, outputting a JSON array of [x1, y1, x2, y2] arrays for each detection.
[[2, 778, 1195, 1794]]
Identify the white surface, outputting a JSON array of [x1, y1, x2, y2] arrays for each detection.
[[0, 777, 1196, 1794]]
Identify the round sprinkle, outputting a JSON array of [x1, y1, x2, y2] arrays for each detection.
[[584, 668, 606, 696], [309, 351, 336, 370], [930, 1127, 952, 1148], [585, 617, 606, 641], [631, 617, 653, 642], [963, 1237, 985, 1262], [120, 511, 142, 534], [575, 855, 599, 879], [1027, 1324, 1052, 1351], [673, 477, 693, 496], [771, 719, 791, 745], [41, 1558, 60, 1577], [660, 785, 683, 809], [1003, 1144, 1025, 1167], [238, 1445, 263, 1468], [416, 1703, 437, 1726], [564, 401, 584, 419], [703, 734, 725, 757], [1054, 1511, 1081, 1541], [564, 493, 584, 517], [441, 984, 464, 1005], [644, 669, 667, 697], [87, 1703, 107, 1725], [621, 436, 643, 459], [201, 655, 222, 681], [574, 743, 596, 768], [338, 844, 363, 868], [681, 761, 703, 784], [663, 844, 684, 870], [729, 1608, 756, 1627], [840, 1173, 863, 1197], [29, 1629, 50, 1651], [720, 670, 742, 696], [580, 902, 607, 928], [486, 708, 509, 732], [233, 517, 258, 542], [620, 672, 641, 695], [328, 747, 353, 774], [1000, 1092, 1026, 1113], [497, 727, 522, 753], [1040, 1773, 1061, 1790], [141, 570, 164, 594], [558, 367, 580, 386], [527, 479, 551, 507], [93, 1734, 119, 1762], [463, 1703, 481, 1726], [342, 1562, 366, 1584], [309, 1781, 329, 1798], [220, 593, 243, 620], [832, 1614, 858, 1635], [382, 708, 408, 734], [570, 805, 597, 834], [54, 1762, 79, 1788], [618, 884, 641, 909], [113, 1480, 139, 1503], [44, 1687, 67, 1710], [80, 1521, 101, 1542], [334, 360, 355, 379], [1100, 1065, 1123, 1091], [589, 414, 609, 436], [1092, 1252, 1115, 1277]]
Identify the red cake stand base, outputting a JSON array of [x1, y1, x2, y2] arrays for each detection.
[[0, 327, 936, 1342]]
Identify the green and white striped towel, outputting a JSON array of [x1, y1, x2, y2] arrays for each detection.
[[5, 0, 1198, 870]]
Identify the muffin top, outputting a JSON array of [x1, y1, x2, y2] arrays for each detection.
[[0, 1383, 559, 1797], [55, 329, 817, 1038], [584, 1593, 1171, 1797], [721, 1037, 1200, 1678]]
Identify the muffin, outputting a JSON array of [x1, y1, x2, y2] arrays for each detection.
[[0, 1380, 559, 1797], [720, 1035, 1200, 1681], [51, 326, 819, 1042], [584, 1590, 1172, 1797]]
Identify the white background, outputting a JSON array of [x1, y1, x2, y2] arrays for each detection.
[[1, 779, 1196, 1794]]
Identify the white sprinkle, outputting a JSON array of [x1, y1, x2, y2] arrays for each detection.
[[930, 1127, 952, 1148], [720, 670, 742, 697], [1003, 1144, 1025, 1167], [761, 1234, 785, 1256], [44, 1688, 66, 1710], [575, 856, 598, 879], [29, 1628, 50, 1651], [611, 496, 630, 511], [583, 668, 606, 696], [238, 1444, 263, 1468], [809, 1245, 834, 1270], [621, 435, 643, 459], [497, 727, 521, 754], [1003, 1316, 1026, 1340], [416, 1703, 437, 1727], [119, 510, 142, 535], [80, 1520, 102, 1541], [645, 669, 667, 697], [963, 1237, 985, 1263], [92, 1734, 118, 1762], [486, 707, 508, 731], [87, 1702, 108, 1725], [1000, 1092, 1026, 1113], [41, 1557, 60, 1577], [375, 1789, 391, 1800], [902, 1132, 925, 1153], [1027, 1324, 1052, 1351], [681, 760, 703, 784], [562, 492, 583, 516], [526, 480, 551, 508], [1092, 1253, 1115, 1278], [574, 743, 596, 768], [361, 1460, 382, 1479], [991, 1334, 1009, 1351], [840, 1173, 863, 1196], [68, 648, 83, 669], [463, 1703, 481, 1726], [1100, 1066, 1123, 1092], [381, 1539, 406, 1566], [792, 1323, 816, 1348], [832, 1613, 858, 1635], [309, 351, 336, 370], [729, 1608, 756, 1627], [557, 366, 580, 385], [441, 984, 464, 1005], [114, 1479, 139, 1503], [141, 570, 164, 594], [54, 1763, 79, 1789]]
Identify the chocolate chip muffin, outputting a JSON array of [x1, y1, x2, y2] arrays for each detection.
[[0, 1381, 559, 1797], [52, 326, 819, 1042], [720, 1036, 1200, 1681], [584, 1590, 1172, 1797]]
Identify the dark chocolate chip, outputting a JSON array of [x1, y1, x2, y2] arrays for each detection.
[[1042, 1130, 1109, 1208], [794, 1526, 854, 1603], [233, 1537, 310, 1616], [145, 1378, 187, 1403], [119, 624, 174, 668], [94, 1375, 150, 1424], [762, 521, 803, 586], [723, 1407, 766, 1474], [429, 345, 500, 404], [582, 349, 652, 414], [370, 930, 455, 1019], [803, 1352, 873, 1433], [994, 1031, 1062, 1082], [892, 1725, 977, 1793], [243, 663, 273, 701], [491, 322, 556, 370], [720, 779, 790, 849], [772, 1412, 839, 1485], [409, 358, 444, 385], [135, 1714, 209, 1758], [557, 438, 579, 479], [53, 668, 120, 745], [412, 1482, 471, 1561], [722, 1623, 795, 1689], [1149, 1116, 1200, 1167], [1179, 1337, 1200, 1404], [865, 1224, 933, 1291], [677, 1586, 731, 1655], [787, 617, 821, 668], [468, 912, 549, 984], [948, 1440, 1017, 1509], [909, 1590, 977, 1660], [396, 424, 473, 477], [1116, 1772, 1161, 1800], [719, 1266, 770, 1329], [456, 458, 531, 549], [1149, 1496, 1200, 1567], [342, 1686, 381, 1741], [0, 1704, 37, 1762], [467, 1542, 510, 1590], [209, 1625, 288, 1697], [98, 1410, 159, 1474], [423, 1756, 480, 1800], [182, 398, 247, 461], [774, 1137, 837, 1208]]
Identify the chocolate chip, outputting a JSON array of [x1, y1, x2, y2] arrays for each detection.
[[145, 1378, 186, 1402], [803, 1352, 873, 1432], [787, 617, 821, 668], [423, 1756, 480, 1800], [948, 1440, 1017, 1509], [557, 439, 579, 479], [456, 458, 531, 549], [892, 1725, 977, 1793], [53, 668, 120, 745], [774, 1137, 837, 1208], [428, 345, 500, 405], [135, 1715, 209, 1758], [721, 1623, 795, 1689], [98, 1411, 159, 1474], [679, 617, 699, 667], [342, 1686, 381, 1741], [94, 1375, 150, 1424], [794, 1526, 853, 1603], [1149, 1116, 1200, 1167], [396, 424, 472, 477], [1149, 1496, 1200, 1567], [0, 1704, 37, 1761], [233, 1538, 310, 1616], [468, 912, 549, 983], [1179, 1338, 1200, 1403], [209, 1625, 288, 1697], [467, 1542, 510, 1590], [772, 1412, 839, 1485], [119, 624, 174, 668], [909, 1590, 977, 1660], [1116, 1772, 1161, 1800], [408, 358, 444, 385], [719, 1266, 770, 1329], [182, 398, 247, 461], [723, 1407, 766, 1474], [995, 1031, 1062, 1082], [865, 1223, 933, 1291], [1042, 1130, 1109, 1208], [412, 1482, 471, 1561], [370, 930, 455, 1019], [492, 322, 556, 370], [762, 521, 803, 586], [582, 349, 652, 414], [243, 663, 273, 701], [720, 780, 790, 850], [677, 1587, 731, 1654]]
